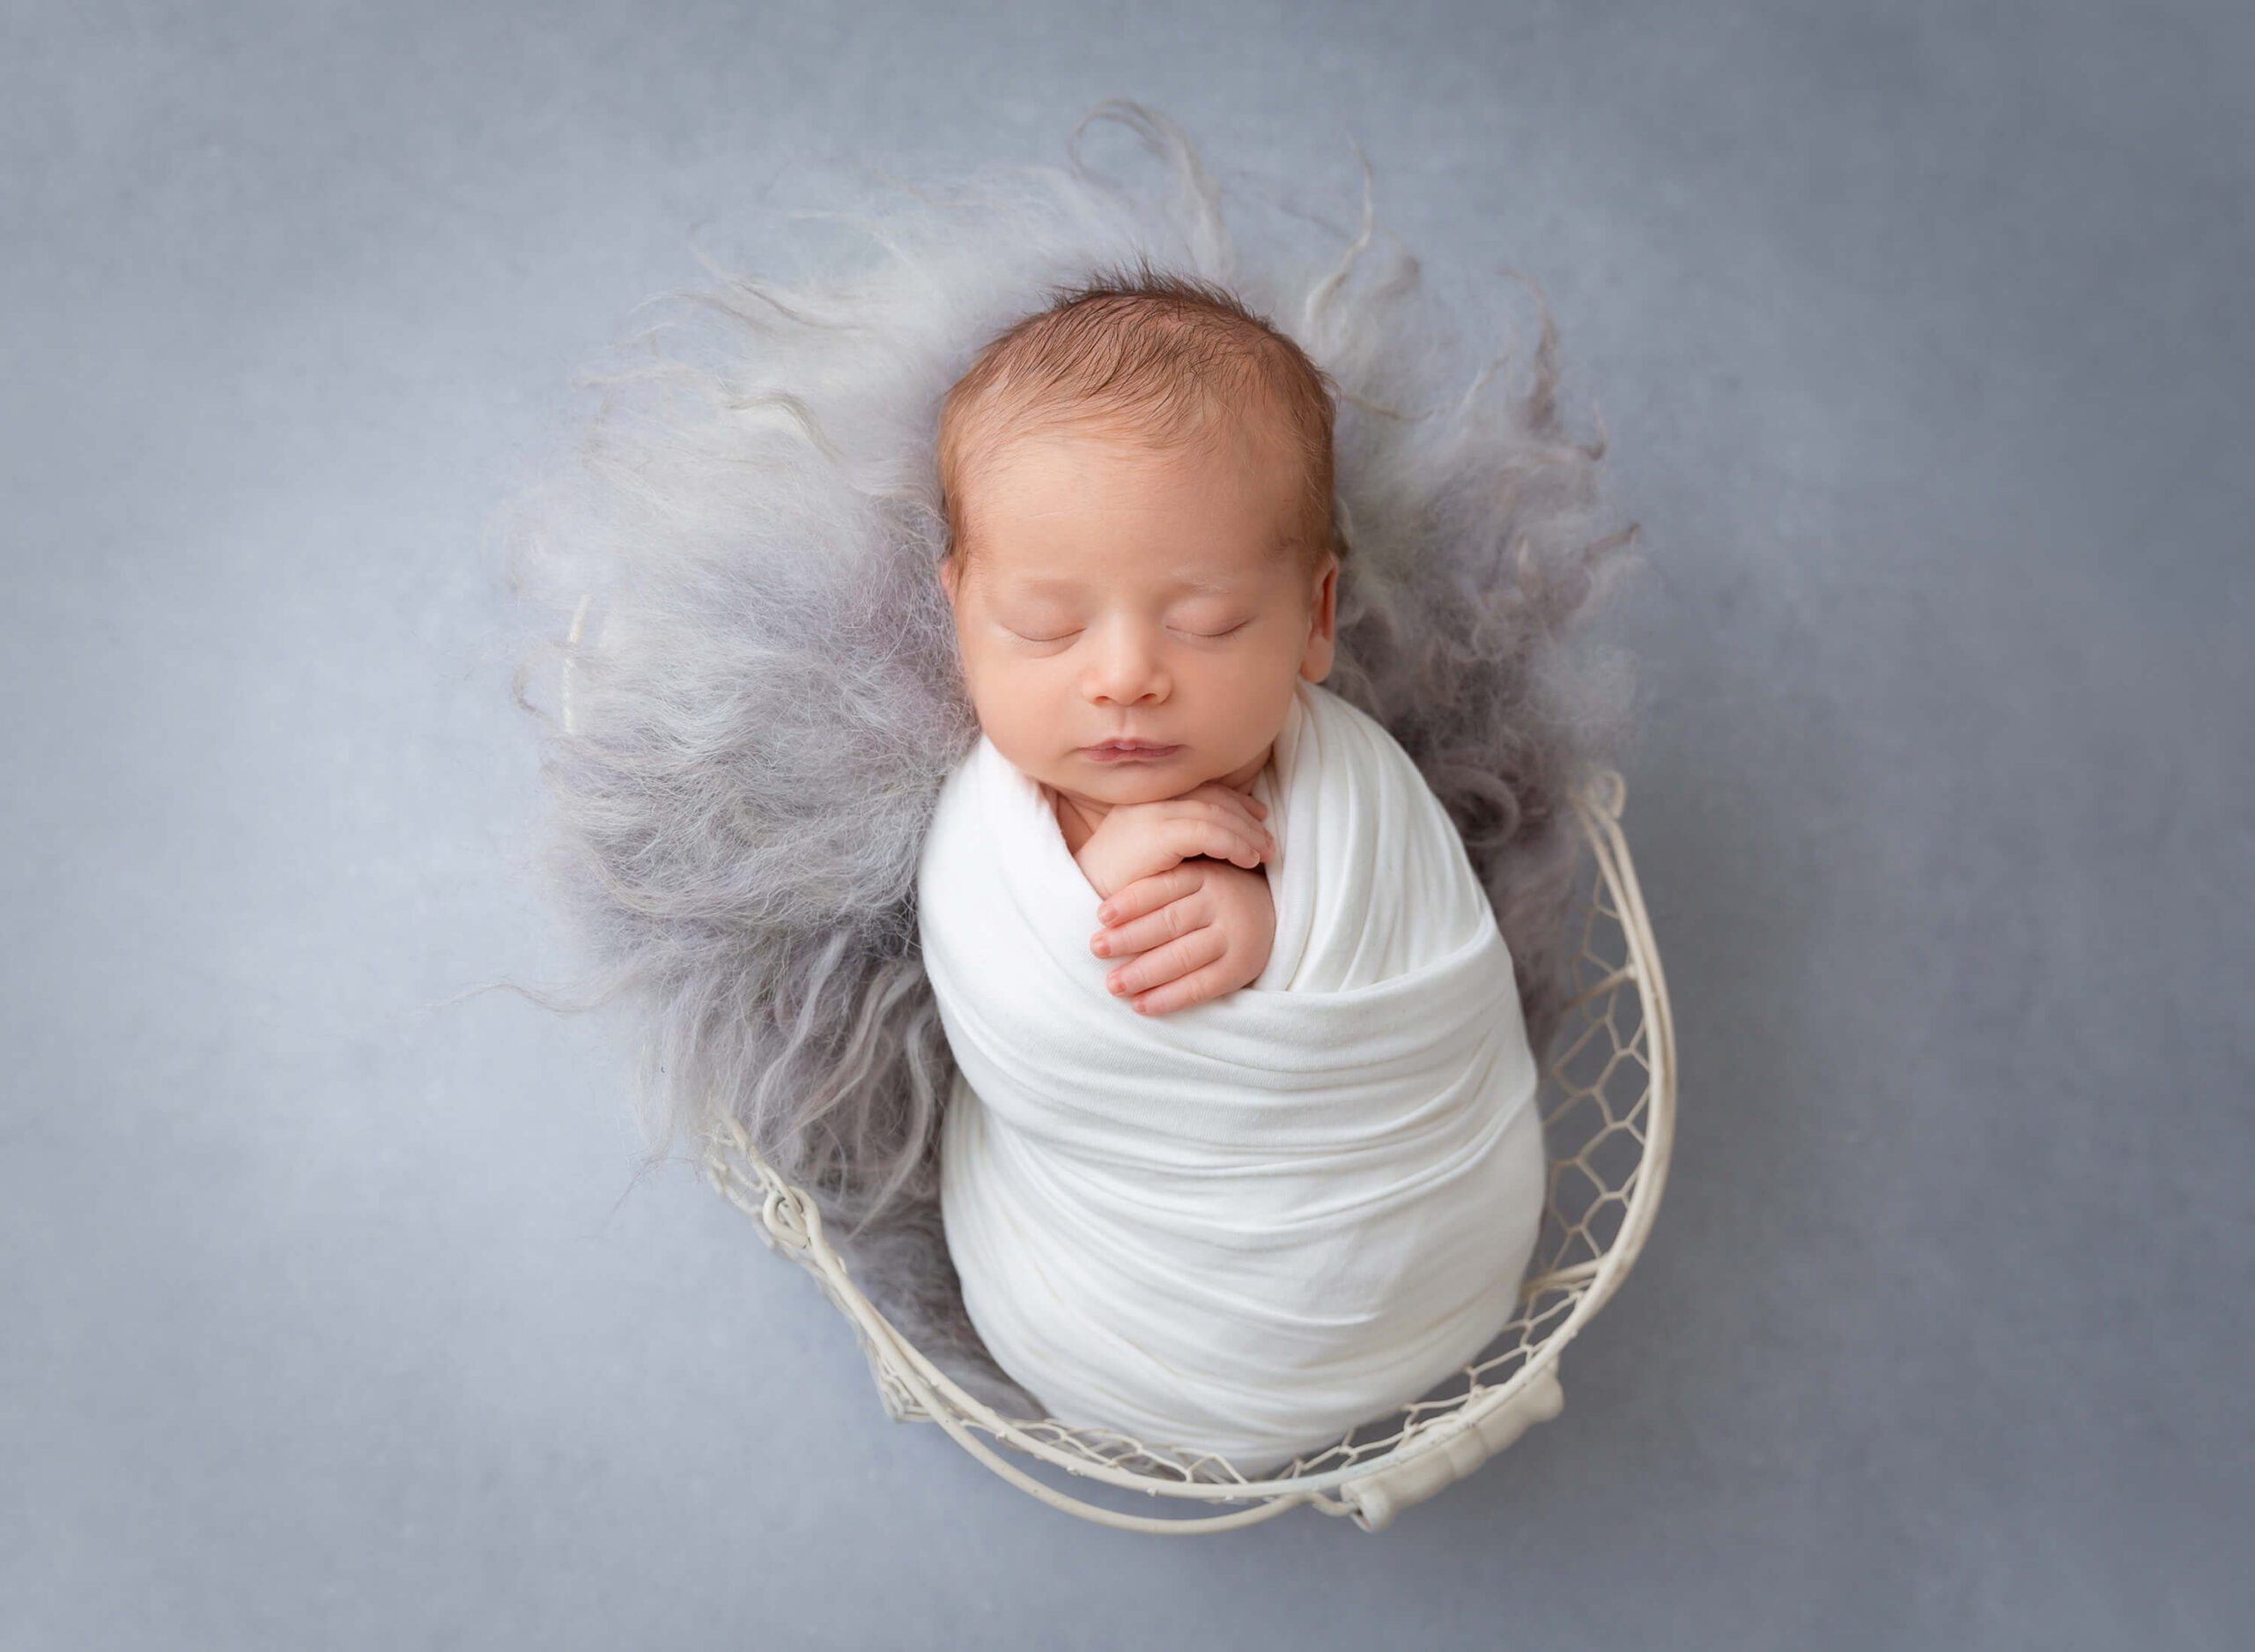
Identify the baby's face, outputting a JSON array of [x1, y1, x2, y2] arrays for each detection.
[[940, 422, 1335, 814]]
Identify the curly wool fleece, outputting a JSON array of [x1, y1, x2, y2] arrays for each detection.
[[502, 100, 1642, 1420]]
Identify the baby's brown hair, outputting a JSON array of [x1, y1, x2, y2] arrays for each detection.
[[937, 258, 1341, 581]]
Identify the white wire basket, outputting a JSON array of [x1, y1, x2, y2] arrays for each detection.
[[699, 765, 1675, 1534]]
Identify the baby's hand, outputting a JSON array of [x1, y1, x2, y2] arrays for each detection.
[[1072, 783, 1273, 901], [1089, 859, 1277, 1016]]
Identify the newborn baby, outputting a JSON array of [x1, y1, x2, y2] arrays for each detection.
[[919, 271, 1544, 1472], [934, 281, 1335, 1014]]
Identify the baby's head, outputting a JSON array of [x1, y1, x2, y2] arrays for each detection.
[[935, 264, 1341, 814]]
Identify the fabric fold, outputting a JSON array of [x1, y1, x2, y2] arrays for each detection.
[[917, 678, 1544, 1472]]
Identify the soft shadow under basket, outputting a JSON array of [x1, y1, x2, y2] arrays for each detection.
[[564, 604, 1675, 1534]]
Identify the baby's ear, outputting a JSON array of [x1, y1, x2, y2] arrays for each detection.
[[1299, 553, 1338, 682]]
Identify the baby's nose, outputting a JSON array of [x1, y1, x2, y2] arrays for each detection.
[[1085, 627, 1169, 702]]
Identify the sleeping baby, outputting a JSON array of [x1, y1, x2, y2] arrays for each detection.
[[916, 269, 1546, 1474]]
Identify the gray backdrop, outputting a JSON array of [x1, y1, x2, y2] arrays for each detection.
[[5, 3, 2249, 1648]]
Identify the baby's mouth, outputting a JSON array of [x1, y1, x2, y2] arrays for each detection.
[[1083, 740, 1180, 762]]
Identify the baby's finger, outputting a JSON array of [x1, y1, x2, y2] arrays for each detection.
[[1095, 866, 1201, 928], [1105, 925, 1224, 1001], [1166, 816, 1267, 871], [1091, 889, 1207, 959], [1186, 784, 1272, 838], [1128, 955, 1244, 1017]]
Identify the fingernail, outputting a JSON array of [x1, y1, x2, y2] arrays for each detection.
[[1091, 935, 1109, 955], [1108, 977, 1126, 994], [1098, 905, 1115, 923]]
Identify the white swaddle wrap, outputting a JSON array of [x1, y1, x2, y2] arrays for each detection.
[[918, 678, 1545, 1472]]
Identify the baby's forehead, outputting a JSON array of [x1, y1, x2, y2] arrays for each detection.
[[973, 431, 1299, 554], [965, 403, 1312, 527], [945, 376, 1323, 580]]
